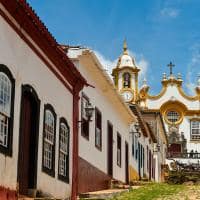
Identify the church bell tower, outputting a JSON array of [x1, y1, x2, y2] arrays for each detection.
[[112, 40, 140, 103]]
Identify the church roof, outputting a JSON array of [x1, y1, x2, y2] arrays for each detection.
[[116, 40, 138, 69]]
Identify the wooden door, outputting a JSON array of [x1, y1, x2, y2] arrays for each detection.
[[149, 150, 152, 180], [18, 93, 32, 194], [168, 144, 182, 155], [18, 86, 40, 195], [125, 142, 129, 184], [107, 122, 113, 177], [138, 142, 141, 180]]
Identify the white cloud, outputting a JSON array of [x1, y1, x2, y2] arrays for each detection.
[[129, 51, 149, 82], [94, 50, 149, 86], [93, 50, 117, 77], [160, 8, 180, 18], [186, 44, 200, 95]]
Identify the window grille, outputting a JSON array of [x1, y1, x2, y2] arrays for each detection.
[[117, 134, 121, 167], [0, 73, 11, 148], [167, 111, 180, 123], [59, 122, 69, 177], [81, 94, 90, 138], [95, 108, 102, 149], [43, 110, 55, 169], [191, 121, 200, 140]]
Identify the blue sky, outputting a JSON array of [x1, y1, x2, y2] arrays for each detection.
[[28, 0, 200, 95]]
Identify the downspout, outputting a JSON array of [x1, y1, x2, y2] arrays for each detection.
[[71, 80, 92, 200], [71, 80, 83, 200]]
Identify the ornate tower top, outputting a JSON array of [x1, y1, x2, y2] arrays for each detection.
[[123, 39, 128, 55], [115, 40, 138, 69]]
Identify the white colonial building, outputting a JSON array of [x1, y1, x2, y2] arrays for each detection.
[[0, 1, 87, 200], [66, 46, 138, 193]]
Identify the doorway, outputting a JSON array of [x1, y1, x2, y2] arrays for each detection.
[[125, 142, 129, 184], [138, 142, 141, 180], [149, 150, 152, 180], [18, 85, 40, 195], [107, 121, 113, 177]]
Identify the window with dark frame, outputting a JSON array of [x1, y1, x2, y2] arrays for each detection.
[[135, 136, 138, 160], [0, 65, 15, 156], [58, 118, 70, 183], [42, 104, 56, 177], [191, 120, 200, 140], [117, 133, 122, 167], [81, 94, 90, 139], [95, 108, 102, 150]]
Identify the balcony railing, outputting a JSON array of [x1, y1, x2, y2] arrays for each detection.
[[167, 152, 200, 159]]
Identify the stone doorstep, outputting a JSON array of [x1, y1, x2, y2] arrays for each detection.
[[79, 188, 129, 199]]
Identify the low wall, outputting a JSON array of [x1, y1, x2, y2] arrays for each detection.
[[0, 186, 17, 200], [78, 157, 111, 193]]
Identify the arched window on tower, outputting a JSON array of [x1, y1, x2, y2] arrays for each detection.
[[123, 72, 131, 88]]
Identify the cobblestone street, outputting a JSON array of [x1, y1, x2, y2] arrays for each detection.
[[109, 184, 200, 200], [156, 186, 200, 200]]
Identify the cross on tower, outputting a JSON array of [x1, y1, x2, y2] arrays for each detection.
[[167, 61, 175, 75]]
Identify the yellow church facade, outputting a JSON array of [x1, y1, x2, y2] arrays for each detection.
[[112, 40, 200, 162], [139, 66, 200, 158]]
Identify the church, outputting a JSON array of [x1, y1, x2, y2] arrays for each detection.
[[139, 62, 200, 161], [112, 40, 200, 164]]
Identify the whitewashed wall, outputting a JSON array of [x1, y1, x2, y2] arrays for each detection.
[[0, 10, 73, 199], [73, 59, 132, 183], [147, 84, 200, 154], [147, 85, 199, 110]]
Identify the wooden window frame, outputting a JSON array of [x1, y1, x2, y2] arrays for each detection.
[[81, 93, 90, 140], [42, 104, 57, 177], [117, 133, 122, 167], [190, 120, 200, 140], [0, 64, 15, 156], [58, 117, 70, 183], [95, 107, 102, 151]]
